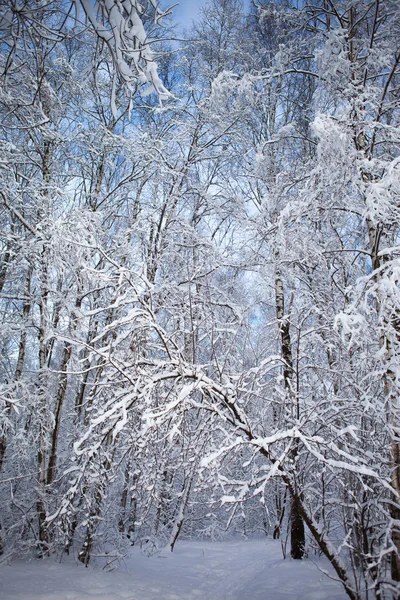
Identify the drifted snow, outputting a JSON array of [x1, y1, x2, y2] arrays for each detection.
[[1, 539, 347, 600]]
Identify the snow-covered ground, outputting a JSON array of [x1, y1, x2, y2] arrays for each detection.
[[0, 539, 348, 600]]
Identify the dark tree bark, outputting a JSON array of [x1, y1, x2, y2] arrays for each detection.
[[275, 257, 305, 560]]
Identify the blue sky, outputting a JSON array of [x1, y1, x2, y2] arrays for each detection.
[[169, 0, 251, 29], [171, 0, 207, 27]]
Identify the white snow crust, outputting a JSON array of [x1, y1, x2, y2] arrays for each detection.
[[0, 539, 347, 599]]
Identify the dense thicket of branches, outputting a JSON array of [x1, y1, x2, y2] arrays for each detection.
[[1, 1, 400, 598]]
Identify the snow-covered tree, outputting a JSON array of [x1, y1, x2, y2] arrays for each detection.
[[1, 1, 400, 599]]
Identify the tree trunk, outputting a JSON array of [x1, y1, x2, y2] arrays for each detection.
[[275, 256, 305, 559], [37, 247, 49, 555], [46, 341, 72, 486], [0, 267, 32, 472], [169, 472, 194, 552], [290, 495, 306, 560]]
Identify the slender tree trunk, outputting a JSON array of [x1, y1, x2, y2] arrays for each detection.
[[0, 267, 32, 472], [78, 486, 103, 567], [78, 435, 115, 565], [153, 468, 169, 537], [273, 486, 287, 540], [118, 467, 138, 544], [118, 462, 131, 534], [37, 246, 50, 555], [274, 256, 305, 559], [46, 342, 72, 486], [47, 293, 82, 486], [0, 237, 11, 296], [169, 472, 194, 552]]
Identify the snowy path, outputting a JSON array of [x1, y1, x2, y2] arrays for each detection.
[[0, 539, 348, 600]]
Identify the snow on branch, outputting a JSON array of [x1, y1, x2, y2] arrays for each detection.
[[77, 0, 172, 109], [0, 0, 172, 112]]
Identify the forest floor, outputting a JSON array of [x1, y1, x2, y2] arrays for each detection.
[[0, 539, 349, 599]]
